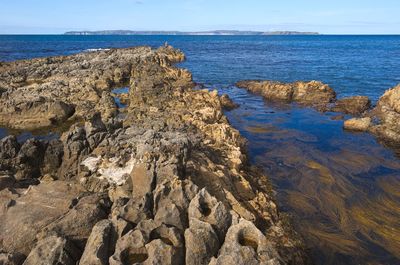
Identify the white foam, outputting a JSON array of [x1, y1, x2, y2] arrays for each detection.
[[84, 48, 111, 52]]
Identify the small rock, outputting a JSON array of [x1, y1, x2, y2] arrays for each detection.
[[344, 117, 371, 131], [220, 94, 239, 111]]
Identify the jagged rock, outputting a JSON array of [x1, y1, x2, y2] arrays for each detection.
[[210, 219, 282, 265], [111, 217, 134, 239], [0, 135, 20, 160], [15, 138, 46, 180], [80, 219, 115, 265], [145, 239, 184, 265], [0, 175, 16, 191], [22, 236, 80, 265], [0, 136, 62, 182], [0, 252, 25, 265], [332, 96, 371, 115], [220, 94, 239, 110], [58, 125, 91, 180], [109, 229, 149, 265], [41, 139, 64, 176], [39, 193, 110, 249], [236, 80, 336, 106], [113, 194, 153, 225], [184, 218, 220, 265], [344, 117, 371, 131], [370, 84, 400, 142], [0, 46, 309, 264], [188, 189, 232, 242], [0, 181, 108, 255], [0, 46, 186, 130], [153, 179, 199, 230], [85, 113, 107, 137], [131, 162, 156, 199]]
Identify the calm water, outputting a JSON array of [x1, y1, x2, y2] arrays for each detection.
[[1, 35, 400, 264]]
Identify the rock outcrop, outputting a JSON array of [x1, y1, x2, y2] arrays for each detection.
[[369, 84, 400, 143], [0, 45, 185, 130], [0, 46, 308, 264], [332, 96, 371, 115], [236, 80, 336, 106], [236, 80, 375, 116]]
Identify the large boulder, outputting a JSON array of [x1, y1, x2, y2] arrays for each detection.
[[209, 219, 282, 265]]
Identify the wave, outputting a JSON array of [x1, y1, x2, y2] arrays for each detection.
[[84, 48, 111, 52]]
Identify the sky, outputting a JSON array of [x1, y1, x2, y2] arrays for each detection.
[[1, 0, 400, 34]]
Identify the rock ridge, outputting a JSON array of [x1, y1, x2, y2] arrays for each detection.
[[0, 46, 309, 264]]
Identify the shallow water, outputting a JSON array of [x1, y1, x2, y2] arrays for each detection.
[[220, 87, 400, 265], [1, 35, 400, 264], [112, 87, 129, 109]]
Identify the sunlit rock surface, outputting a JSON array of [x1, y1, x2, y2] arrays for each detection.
[[0, 46, 308, 264]]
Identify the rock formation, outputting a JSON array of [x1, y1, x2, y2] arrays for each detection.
[[236, 80, 337, 107], [0, 46, 308, 264], [369, 84, 400, 143], [236, 79, 400, 150], [236, 80, 373, 115]]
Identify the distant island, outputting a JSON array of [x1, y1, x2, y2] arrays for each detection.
[[64, 30, 319, 36]]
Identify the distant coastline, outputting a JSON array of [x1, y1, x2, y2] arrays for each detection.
[[64, 30, 319, 36]]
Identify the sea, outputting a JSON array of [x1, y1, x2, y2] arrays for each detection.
[[1, 35, 400, 265]]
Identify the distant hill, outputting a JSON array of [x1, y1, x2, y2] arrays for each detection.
[[64, 30, 319, 36]]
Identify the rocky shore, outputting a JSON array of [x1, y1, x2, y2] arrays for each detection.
[[236, 80, 400, 149], [0, 46, 308, 264]]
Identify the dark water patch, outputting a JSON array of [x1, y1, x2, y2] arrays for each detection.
[[0, 117, 82, 142], [0, 127, 59, 142]]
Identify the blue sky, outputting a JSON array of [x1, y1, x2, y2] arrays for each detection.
[[1, 0, 400, 34]]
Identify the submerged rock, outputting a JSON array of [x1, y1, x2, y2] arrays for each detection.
[[220, 93, 239, 110], [332, 96, 371, 115]]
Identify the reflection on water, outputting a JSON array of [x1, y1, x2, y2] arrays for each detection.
[[112, 87, 129, 109], [222, 87, 400, 265], [0, 127, 60, 142]]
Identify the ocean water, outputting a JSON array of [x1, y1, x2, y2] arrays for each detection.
[[1, 35, 400, 264]]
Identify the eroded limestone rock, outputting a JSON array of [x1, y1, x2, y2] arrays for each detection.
[[22, 236, 81, 265], [236, 80, 336, 106], [0, 46, 308, 265]]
